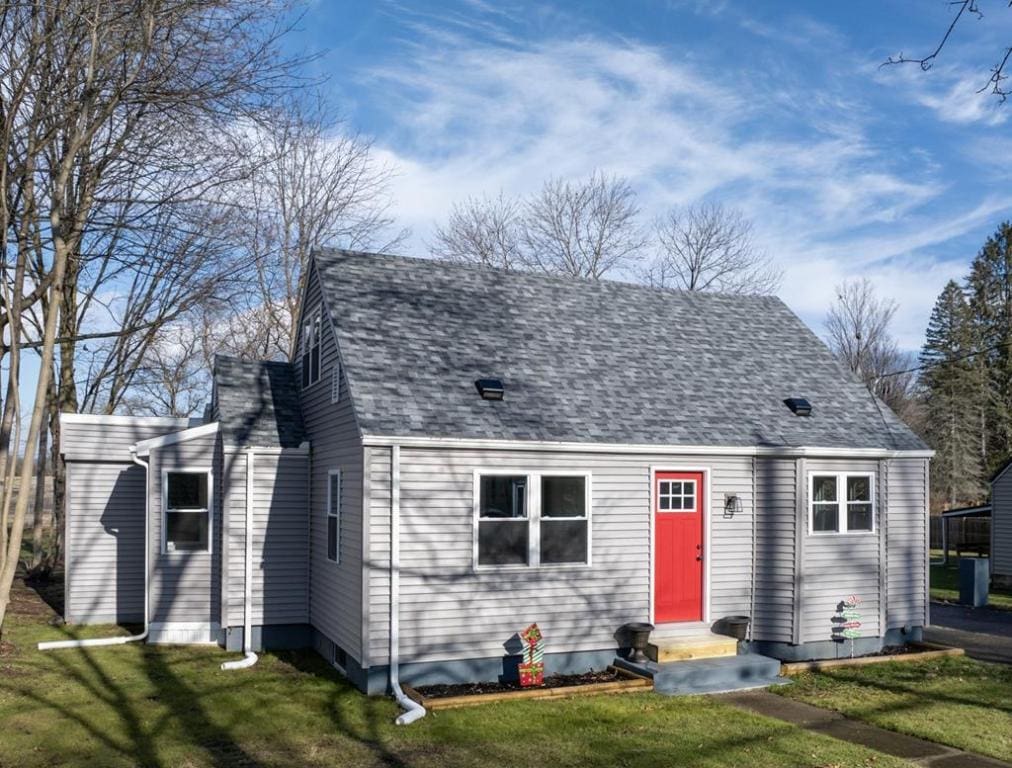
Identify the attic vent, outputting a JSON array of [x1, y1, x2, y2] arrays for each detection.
[[784, 397, 812, 417], [475, 378, 504, 401]]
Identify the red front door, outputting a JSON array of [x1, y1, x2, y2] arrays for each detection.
[[654, 471, 704, 623]]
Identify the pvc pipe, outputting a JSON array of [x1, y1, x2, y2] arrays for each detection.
[[389, 445, 426, 725], [222, 448, 258, 671], [39, 449, 151, 651]]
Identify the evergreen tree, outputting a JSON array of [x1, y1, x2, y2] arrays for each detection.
[[920, 281, 985, 507], [968, 222, 1012, 473]]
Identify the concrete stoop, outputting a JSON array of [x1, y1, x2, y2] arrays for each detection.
[[615, 653, 789, 695]]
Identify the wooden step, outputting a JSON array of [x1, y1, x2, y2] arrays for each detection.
[[647, 633, 738, 663]]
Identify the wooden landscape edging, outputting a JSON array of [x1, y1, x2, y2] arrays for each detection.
[[780, 642, 965, 676], [403, 665, 653, 711]]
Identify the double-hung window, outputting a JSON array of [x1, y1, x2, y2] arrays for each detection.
[[301, 308, 322, 387], [809, 473, 875, 534], [164, 471, 211, 552], [475, 472, 591, 568], [327, 470, 341, 563]]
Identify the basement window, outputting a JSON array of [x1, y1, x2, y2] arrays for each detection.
[[164, 471, 211, 552], [809, 472, 875, 535], [475, 472, 592, 568]]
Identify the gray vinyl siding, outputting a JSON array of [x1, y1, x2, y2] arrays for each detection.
[[365, 447, 756, 666], [799, 459, 883, 644], [886, 458, 930, 627], [222, 450, 309, 627], [61, 419, 193, 462], [753, 457, 797, 643], [299, 261, 365, 662], [994, 467, 1012, 579], [64, 462, 145, 624], [148, 434, 219, 625], [61, 417, 192, 625]]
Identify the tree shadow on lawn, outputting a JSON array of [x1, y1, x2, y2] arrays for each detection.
[[0, 624, 272, 767], [802, 660, 1012, 718]]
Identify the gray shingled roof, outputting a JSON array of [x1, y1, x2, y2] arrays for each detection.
[[212, 356, 306, 448], [314, 248, 927, 451]]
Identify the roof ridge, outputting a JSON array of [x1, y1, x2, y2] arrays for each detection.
[[314, 247, 784, 305]]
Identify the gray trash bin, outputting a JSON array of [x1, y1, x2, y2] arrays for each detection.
[[959, 557, 989, 608]]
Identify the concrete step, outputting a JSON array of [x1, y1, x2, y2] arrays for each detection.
[[648, 632, 738, 663], [653, 654, 785, 695]]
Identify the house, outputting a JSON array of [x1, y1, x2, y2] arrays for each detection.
[[991, 463, 1012, 588], [56, 248, 932, 698]]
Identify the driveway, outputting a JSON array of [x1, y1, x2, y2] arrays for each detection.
[[926, 601, 1012, 664]]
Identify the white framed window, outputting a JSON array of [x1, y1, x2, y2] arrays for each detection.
[[657, 478, 697, 512], [163, 469, 212, 553], [330, 361, 341, 404], [473, 471, 591, 569], [327, 469, 341, 563], [809, 472, 875, 535], [301, 308, 322, 388]]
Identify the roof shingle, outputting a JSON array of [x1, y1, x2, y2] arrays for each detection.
[[212, 356, 306, 448], [314, 248, 927, 452]]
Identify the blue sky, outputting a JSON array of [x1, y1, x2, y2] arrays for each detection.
[[285, 0, 1012, 350]]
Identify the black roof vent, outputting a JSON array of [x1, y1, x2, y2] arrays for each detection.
[[476, 378, 504, 401], [784, 397, 812, 417]]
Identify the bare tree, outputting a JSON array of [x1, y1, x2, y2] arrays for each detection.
[[121, 324, 211, 418], [221, 96, 402, 361], [884, 0, 1012, 102], [0, 0, 300, 630], [645, 203, 782, 294], [522, 171, 645, 280], [825, 278, 916, 418], [429, 192, 524, 270]]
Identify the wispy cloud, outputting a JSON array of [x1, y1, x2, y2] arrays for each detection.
[[356, 4, 1012, 350]]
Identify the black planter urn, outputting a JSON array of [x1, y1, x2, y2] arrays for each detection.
[[622, 622, 655, 663]]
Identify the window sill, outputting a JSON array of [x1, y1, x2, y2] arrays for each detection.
[[807, 531, 876, 537], [473, 562, 592, 573]]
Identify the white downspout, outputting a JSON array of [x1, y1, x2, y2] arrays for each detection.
[[222, 447, 258, 670], [39, 449, 151, 651], [390, 444, 426, 725]]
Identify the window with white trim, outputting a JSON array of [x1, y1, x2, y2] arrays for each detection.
[[327, 470, 341, 563], [330, 361, 341, 403], [164, 471, 211, 552], [301, 308, 322, 387], [475, 472, 590, 567], [657, 478, 697, 511], [809, 473, 874, 534]]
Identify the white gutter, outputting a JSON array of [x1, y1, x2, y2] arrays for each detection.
[[361, 434, 935, 460], [222, 447, 258, 670], [389, 444, 426, 725], [39, 449, 152, 651]]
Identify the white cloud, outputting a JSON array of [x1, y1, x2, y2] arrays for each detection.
[[361, 19, 1012, 351]]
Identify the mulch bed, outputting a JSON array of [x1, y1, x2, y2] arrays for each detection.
[[416, 669, 625, 699]]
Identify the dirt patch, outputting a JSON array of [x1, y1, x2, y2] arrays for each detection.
[[416, 669, 625, 699]]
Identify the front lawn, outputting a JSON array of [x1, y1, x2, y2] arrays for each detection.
[[776, 656, 1012, 763], [0, 578, 910, 768], [931, 557, 1012, 610]]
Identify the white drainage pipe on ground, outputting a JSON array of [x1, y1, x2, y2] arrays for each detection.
[[38, 449, 152, 651], [390, 444, 426, 725], [222, 447, 258, 671]]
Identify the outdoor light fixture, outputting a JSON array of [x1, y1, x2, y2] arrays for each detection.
[[475, 378, 505, 400], [783, 397, 812, 417], [724, 494, 742, 519]]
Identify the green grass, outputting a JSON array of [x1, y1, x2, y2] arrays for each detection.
[[777, 656, 1012, 763], [930, 557, 1012, 610], [0, 582, 910, 768]]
